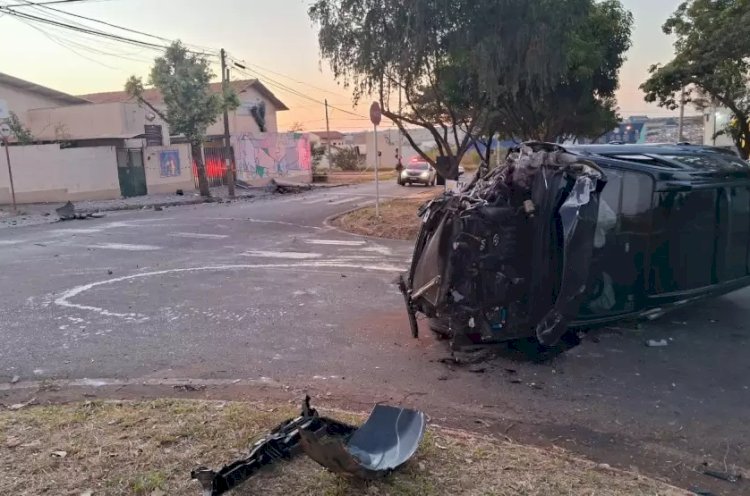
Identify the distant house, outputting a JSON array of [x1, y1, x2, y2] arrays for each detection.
[[309, 131, 346, 148], [81, 79, 288, 139], [0, 72, 89, 118]]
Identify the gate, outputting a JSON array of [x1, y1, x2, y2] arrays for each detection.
[[116, 148, 147, 197], [194, 145, 233, 188]]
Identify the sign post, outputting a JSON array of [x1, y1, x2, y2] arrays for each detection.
[[369, 102, 382, 217], [0, 121, 16, 212]]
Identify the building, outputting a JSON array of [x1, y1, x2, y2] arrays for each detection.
[[704, 106, 741, 151], [309, 131, 346, 148], [0, 72, 88, 118], [0, 73, 302, 203], [592, 116, 705, 145], [81, 79, 288, 138]]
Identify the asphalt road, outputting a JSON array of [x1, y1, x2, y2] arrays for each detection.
[[1, 179, 748, 494]]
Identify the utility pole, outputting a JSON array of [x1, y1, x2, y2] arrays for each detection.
[[324, 99, 332, 169], [221, 48, 235, 198], [678, 85, 686, 142], [397, 87, 402, 165], [1, 138, 15, 212]]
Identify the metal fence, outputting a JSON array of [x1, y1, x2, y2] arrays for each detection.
[[193, 145, 233, 188]]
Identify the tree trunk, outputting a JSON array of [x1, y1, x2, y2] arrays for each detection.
[[192, 141, 211, 198], [737, 119, 750, 160]]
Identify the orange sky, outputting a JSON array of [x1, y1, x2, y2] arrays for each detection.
[[0, 0, 690, 133]]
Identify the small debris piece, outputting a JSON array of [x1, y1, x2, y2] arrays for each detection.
[[7, 397, 36, 410], [51, 450, 68, 458], [509, 378, 523, 384], [154, 205, 163, 211], [80, 491, 94, 496], [11, 375, 20, 384], [468, 365, 486, 374], [646, 339, 669, 347], [173, 384, 206, 392], [55, 201, 76, 220], [89, 212, 105, 219], [5, 436, 21, 448], [703, 469, 741, 483], [176, 189, 184, 196], [107, 270, 113, 275], [596, 463, 612, 470], [504, 368, 517, 375], [529, 382, 543, 390], [437, 375, 449, 381]]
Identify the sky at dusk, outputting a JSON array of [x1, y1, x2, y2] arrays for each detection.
[[0, 0, 688, 132]]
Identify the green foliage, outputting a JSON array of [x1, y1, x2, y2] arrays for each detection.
[[126, 41, 239, 197], [310, 143, 326, 171], [126, 41, 238, 145], [7, 112, 34, 144], [641, 0, 750, 158], [309, 0, 632, 171], [332, 148, 364, 171]]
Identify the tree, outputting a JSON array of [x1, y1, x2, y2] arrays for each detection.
[[7, 112, 34, 145], [641, 0, 750, 158], [288, 121, 305, 133], [331, 147, 364, 171], [495, 0, 633, 143], [309, 0, 630, 174], [126, 41, 239, 197]]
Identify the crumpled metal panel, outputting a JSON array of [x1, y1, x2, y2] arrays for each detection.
[[300, 405, 426, 478], [401, 142, 606, 348]]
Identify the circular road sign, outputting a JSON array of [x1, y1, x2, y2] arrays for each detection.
[[369, 102, 382, 126]]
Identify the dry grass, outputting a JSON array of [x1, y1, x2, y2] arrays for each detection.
[[332, 191, 438, 240], [0, 400, 684, 496], [325, 170, 397, 184]]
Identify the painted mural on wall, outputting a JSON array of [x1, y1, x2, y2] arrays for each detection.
[[159, 150, 181, 177], [234, 133, 312, 184]]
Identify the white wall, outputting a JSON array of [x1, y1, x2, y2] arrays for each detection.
[[0, 83, 75, 120], [0, 144, 120, 203], [143, 144, 196, 194]]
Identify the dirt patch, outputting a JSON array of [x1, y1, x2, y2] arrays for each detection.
[[0, 399, 682, 496], [332, 191, 438, 240], [326, 170, 397, 185]]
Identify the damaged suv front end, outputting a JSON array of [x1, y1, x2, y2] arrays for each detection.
[[399, 142, 606, 348]]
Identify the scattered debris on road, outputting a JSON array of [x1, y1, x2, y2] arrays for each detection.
[[55, 201, 106, 221], [703, 469, 742, 483], [193, 396, 425, 495], [10, 375, 20, 384], [265, 179, 313, 195], [646, 339, 669, 348]]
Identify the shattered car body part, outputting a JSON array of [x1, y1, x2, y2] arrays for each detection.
[[192, 397, 426, 495], [300, 404, 426, 479], [400, 142, 606, 348]]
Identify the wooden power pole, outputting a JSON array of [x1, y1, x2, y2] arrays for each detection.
[[221, 48, 235, 198], [324, 99, 332, 169]]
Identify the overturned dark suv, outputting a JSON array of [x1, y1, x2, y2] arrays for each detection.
[[399, 142, 750, 349]]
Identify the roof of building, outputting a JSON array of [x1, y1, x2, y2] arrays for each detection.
[[311, 130, 345, 140], [0, 72, 90, 105], [79, 79, 288, 111]]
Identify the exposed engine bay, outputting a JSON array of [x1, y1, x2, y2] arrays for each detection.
[[399, 142, 606, 349]]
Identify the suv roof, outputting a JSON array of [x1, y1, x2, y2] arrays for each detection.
[[565, 143, 739, 158]]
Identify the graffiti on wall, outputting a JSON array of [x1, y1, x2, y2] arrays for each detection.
[[235, 133, 311, 183]]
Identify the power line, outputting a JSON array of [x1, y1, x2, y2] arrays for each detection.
[[0, 3, 218, 58], [231, 61, 367, 119], [3, 0, 109, 7], [20, 0, 218, 54]]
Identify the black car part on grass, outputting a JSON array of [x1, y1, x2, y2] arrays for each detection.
[[399, 142, 606, 347], [192, 397, 426, 495]]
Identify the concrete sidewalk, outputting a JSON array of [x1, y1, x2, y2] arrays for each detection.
[[0, 187, 261, 229]]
